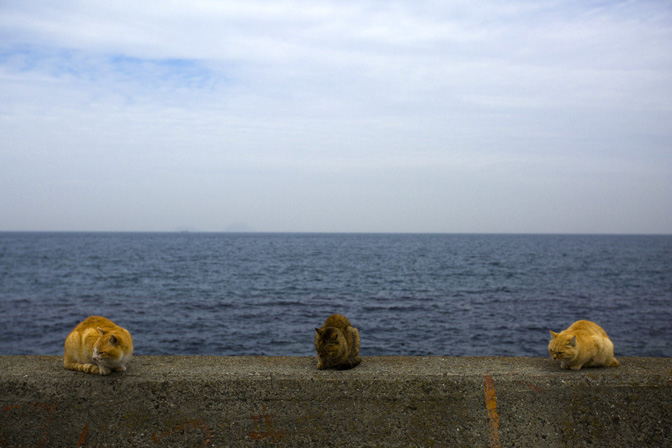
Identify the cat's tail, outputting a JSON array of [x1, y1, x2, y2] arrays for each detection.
[[64, 361, 103, 375]]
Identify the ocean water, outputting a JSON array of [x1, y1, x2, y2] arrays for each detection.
[[0, 232, 670, 358]]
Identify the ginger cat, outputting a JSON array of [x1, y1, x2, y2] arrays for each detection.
[[64, 316, 133, 375], [548, 320, 619, 370], [315, 313, 361, 370]]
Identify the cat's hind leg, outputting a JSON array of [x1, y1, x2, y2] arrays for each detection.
[[337, 352, 361, 370], [348, 355, 362, 368], [345, 326, 362, 369]]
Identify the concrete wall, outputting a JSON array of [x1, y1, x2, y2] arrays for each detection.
[[1, 356, 670, 447]]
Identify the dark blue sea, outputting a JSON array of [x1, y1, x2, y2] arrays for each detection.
[[0, 232, 670, 358]]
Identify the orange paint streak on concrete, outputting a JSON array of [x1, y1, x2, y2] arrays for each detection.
[[520, 380, 544, 392], [150, 420, 212, 447], [249, 404, 287, 443], [483, 375, 501, 448], [76, 425, 89, 447], [2, 403, 56, 448]]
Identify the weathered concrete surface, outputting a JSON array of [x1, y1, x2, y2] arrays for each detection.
[[0, 356, 670, 447]]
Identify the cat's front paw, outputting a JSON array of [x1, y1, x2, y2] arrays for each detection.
[[97, 366, 112, 376], [113, 365, 127, 372], [569, 364, 582, 370], [317, 361, 326, 370]]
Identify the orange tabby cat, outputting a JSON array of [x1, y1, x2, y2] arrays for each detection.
[[315, 313, 361, 370], [548, 319, 619, 370], [64, 316, 133, 375]]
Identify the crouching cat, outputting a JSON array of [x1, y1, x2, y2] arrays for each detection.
[[64, 316, 133, 375], [315, 314, 361, 370], [548, 319, 619, 370]]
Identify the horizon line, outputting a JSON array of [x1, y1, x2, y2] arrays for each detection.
[[1, 230, 670, 237]]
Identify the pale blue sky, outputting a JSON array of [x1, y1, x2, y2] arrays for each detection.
[[1, 0, 670, 233]]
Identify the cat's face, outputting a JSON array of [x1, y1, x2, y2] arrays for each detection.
[[92, 332, 123, 364], [548, 331, 577, 361], [315, 328, 346, 357]]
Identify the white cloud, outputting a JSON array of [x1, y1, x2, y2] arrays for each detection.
[[1, 0, 671, 232]]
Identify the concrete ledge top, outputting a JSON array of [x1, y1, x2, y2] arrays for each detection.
[[1, 355, 670, 381]]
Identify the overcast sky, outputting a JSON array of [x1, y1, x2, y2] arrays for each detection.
[[1, 1, 670, 234]]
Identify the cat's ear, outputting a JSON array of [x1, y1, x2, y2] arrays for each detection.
[[97, 327, 107, 337], [109, 335, 118, 345], [569, 336, 577, 346], [549, 330, 559, 339]]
